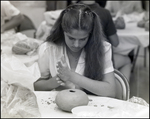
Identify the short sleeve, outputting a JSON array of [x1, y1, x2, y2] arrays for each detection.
[[38, 43, 50, 78], [105, 10, 117, 36], [103, 41, 114, 74], [2, 1, 20, 19]]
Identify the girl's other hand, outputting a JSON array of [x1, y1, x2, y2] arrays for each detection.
[[56, 61, 71, 82], [56, 76, 65, 86]]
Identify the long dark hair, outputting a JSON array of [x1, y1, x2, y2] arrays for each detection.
[[46, 4, 106, 81]]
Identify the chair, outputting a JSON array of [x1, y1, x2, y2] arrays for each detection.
[[129, 45, 148, 72], [114, 69, 130, 100], [16, 14, 37, 38]]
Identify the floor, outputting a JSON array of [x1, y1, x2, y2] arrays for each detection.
[[129, 47, 149, 104]]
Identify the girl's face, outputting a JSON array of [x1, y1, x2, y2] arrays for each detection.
[[64, 29, 89, 53]]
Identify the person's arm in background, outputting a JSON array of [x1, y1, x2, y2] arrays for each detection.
[[1, 1, 24, 33], [108, 34, 119, 47], [1, 14, 24, 33]]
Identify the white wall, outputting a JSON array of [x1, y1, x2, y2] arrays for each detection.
[[10, 1, 46, 29], [56, 1, 67, 9], [10, 1, 68, 29]]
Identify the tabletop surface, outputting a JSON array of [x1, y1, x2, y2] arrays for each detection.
[[113, 22, 149, 55], [34, 91, 149, 118], [117, 22, 149, 47], [117, 22, 149, 36]]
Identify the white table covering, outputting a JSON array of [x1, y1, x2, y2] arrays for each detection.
[[117, 22, 149, 47], [34, 91, 149, 118], [1, 45, 38, 67], [113, 22, 149, 55], [1, 32, 39, 66]]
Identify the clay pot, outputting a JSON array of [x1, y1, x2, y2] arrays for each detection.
[[55, 89, 89, 112]]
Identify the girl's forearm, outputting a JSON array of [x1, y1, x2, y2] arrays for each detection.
[[70, 72, 116, 97], [34, 77, 60, 91]]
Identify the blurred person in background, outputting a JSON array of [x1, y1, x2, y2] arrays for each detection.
[[105, 1, 144, 18], [137, 0, 149, 31], [1, 1, 24, 33]]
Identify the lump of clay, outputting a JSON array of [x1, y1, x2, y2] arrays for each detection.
[[137, 20, 145, 28], [55, 89, 89, 112], [137, 11, 149, 29], [114, 17, 126, 29], [12, 39, 39, 55]]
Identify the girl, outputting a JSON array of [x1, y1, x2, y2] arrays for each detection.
[[34, 4, 116, 97]]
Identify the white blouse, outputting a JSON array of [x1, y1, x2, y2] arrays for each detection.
[[38, 41, 114, 79]]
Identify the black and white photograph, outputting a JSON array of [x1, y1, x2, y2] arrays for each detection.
[[1, 0, 149, 118]]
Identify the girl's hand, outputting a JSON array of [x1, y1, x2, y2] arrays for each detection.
[[56, 55, 74, 82], [57, 60, 71, 82], [56, 76, 76, 88], [56, 76, 65, 86]]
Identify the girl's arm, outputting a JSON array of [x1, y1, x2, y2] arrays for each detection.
[[57, 62, 116, 97], [34, 76, 60, 91], [69, 71, 116, 97]]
